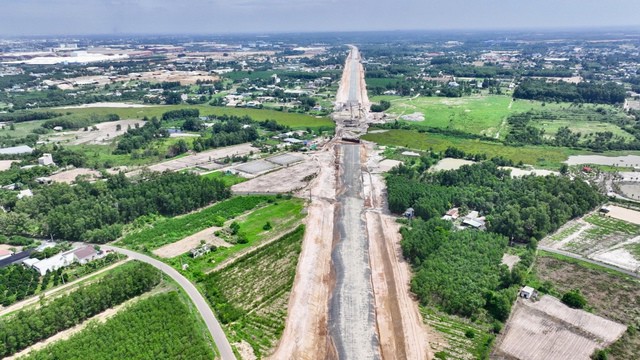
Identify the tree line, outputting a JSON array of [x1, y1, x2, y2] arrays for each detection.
[[0, 171, 229, 242], [513, 79, 625, 105], [0, 261, 161, 357]]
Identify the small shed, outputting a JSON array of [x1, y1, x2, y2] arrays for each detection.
[[520, 286, 535, 299], [403, 208, 415, 219]]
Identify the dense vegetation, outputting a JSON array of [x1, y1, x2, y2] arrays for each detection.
[[513, 79, 625, 105], [115, 118, 169, 154], [21, 292, 215, 360], [201, 225, 305, 357], [119, 195, 270, 250], [0, 265, 40, 306], [403, 219, 508, 317], [388, 161, 603, 243], [0, 171, 229, 242], [391, 160, 601, 320], [0, 261, 161, 357]]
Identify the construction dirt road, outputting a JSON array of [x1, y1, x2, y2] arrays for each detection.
[[271, 46, 431, 359]]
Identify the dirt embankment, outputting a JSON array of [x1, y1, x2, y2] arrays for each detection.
[[268, 148, 337, 360], [363, 142, 433, 360]]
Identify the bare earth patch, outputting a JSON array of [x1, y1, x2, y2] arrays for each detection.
[[49, 168, 101, 184], [232, 154, 320, 195], [152, 226, 229, 258], [0, 160, 16, 171], [45, 119, 145, 145], [501, 254, 520, 270], [429, 158, 476, 172], [494, 296, 626, 360], [606, 205, 640, 225], [144, 143, 256, 173]]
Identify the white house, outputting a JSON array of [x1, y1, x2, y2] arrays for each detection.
[[38, 153, 55, 166], [31, 252, 76, 275], [520, 286, 535, 299]]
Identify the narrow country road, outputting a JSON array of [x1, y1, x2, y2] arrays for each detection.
[[539, 246, 640, 278], [102, 246, 236, 360]]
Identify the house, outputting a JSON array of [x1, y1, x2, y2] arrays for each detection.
[[53, 126, 64, 132], [30, 252, 76, 275], [38, 153, 55, 166], [403, 208, 415, 219], [520, 286, 535, 299], [190, 244, 211, 258], [73, 246, 98, 264], [462, 210, 486, 229], [0, 249, 33, 269], [283, 138, 304, 144], [442, 208, 459, 221]]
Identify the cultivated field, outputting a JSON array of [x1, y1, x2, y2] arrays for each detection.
[[495, 296, 626, 360], [541, 210, 640, 271], [152, 226, 229, 258], [38, 104, 335, 130], [534, 254, 640, 359], [201, 226, 305, 358]]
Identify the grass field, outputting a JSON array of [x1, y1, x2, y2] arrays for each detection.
[[201, 225, 304, 358], [118, 196, 271, 251], [166, 197, 305, 276], [201, 171, 246, 187], [584, 214, 640, 235], [362, 129, 577, 168], [35, 104, 334, 130], [372, 95, 560, 137], [372, 95, 630, 140], [0, 119, 48, 138]]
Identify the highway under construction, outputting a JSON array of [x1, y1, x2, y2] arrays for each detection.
[[271, 46, 432, 360]]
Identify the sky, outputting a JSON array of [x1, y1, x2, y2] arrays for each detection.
[[1, 0, 640, 36]]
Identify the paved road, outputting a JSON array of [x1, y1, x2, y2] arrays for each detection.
[[539, 246, 640, 278], [103, 246, 236, 360]]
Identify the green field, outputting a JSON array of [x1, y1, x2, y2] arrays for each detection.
[[36, 104, 334, 130], [166, 196, 305, 276], [362, 129, 577, 168], [201, 171, 246, 187], [584, 214, 640, 235], [201, 225, 305, 358], [118, 196, 271, 251], [372, 95, 630, 140], [373, 95, 560, 137], [21, 291, 216, 360]]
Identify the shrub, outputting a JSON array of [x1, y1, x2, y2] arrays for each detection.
[[562, 289, 587, 309]]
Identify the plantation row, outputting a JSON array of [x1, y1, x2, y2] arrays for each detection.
[[119, 195, 274, 250], [21, 292, 215, 360], [201, 225, 305, 357], [0, 261, 161, 357], [0, 253, 121, 307]]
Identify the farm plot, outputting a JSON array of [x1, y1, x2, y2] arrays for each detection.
[[152, 226, 229, 259], [534, 255, 640, 359], [0, 160, 16, 171], [540, 212, 640, 270], [494, 296, 626, 360], [44, 119, 144, 145], [160, 196, 305, 277], [18, 291, 215, 360], [235, 159, 279, 175], [421, 308, 493, 360], [201, 225, 305, 359]]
